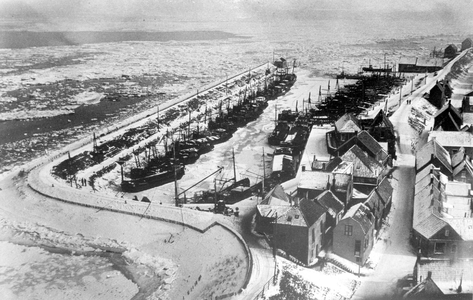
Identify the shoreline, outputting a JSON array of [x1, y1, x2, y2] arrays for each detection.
[[0, 235, 165, 300]]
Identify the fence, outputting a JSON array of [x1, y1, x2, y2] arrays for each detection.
[[253, 271, 279, 300]]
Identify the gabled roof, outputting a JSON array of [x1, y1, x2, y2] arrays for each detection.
[[413, 169, 449, 239], [261, 184, 291, 205], [257, 205, 291, 219], [415, 139, 452, 174], [315, 190, 344, 217], [370, 109, 394, 130], [445, 44, 458, 51], [433, 101, 463, 131], [341, 203, 373, 235], [445, 218, 473, 240], [276, 199, 327, 227], [335, 113, 361, 133], [416, 258, 473, 295], [453, 154, 473, 178], [451, 147, 466, 169], [341, 145, 384, 179], [356, 130, 388, 162], [429, 131, 473, 148], [375, 176, 393, 205], [404, 276, 444, 298]]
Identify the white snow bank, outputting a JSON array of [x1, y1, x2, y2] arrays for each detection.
[[72, 91, 104, 105]]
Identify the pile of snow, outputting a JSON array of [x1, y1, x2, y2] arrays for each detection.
[[72, 91, 104, 105], [0, 108, 76, 121]]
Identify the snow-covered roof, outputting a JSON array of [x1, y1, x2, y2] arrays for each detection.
[[416, 259, 473, 295], [298, 170, 331, 191], [261, 184, 291, 205], [315, 190, 344, 217], [415, 139, 452, 174], [335, 113, 361, 133], [445, 181, 471, 197], [416, 57, 443, 67], [413, 169, 448, 239], [428, 131, 473, 148], [399, 57, 417, 65], [356, 130, 388, 162], [257, 205, 291, 219], [276, 199, 327, 227], [341, 203, 373, 235], [341, 145, 384, 179]]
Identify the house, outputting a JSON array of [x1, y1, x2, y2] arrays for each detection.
[[416, 58, 444, 73], [297, 160, 353, 206], [415, 138, 452, 178], [410, 259, 473, 298], [463, 92, 473, 113], [404, 271, 445, 299], [333, 203, 375, 265], [412, 164, 473, 258], [333, 113, 362, 144], [273, 198, 328, 265], [315, 190, 344, 246], [428, 81, 452, 109], [398, 57, 418, 73], [428, 131, 473, 157], [444, 181, 472, 218], [363, 176, 393, 231], [255, 184, 292, 234], [398, 57, 444, 73], [462, 92, 473, 126], [451, 148, 473, 184], [341, 144, 385, 193], [335, 130, 390, 167], [433, 101, 463, 131], [363, 110, 396, 159], [444, 44, 458, 59], [461, 37, 473, 51]]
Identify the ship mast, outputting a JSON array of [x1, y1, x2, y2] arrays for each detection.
[[232, 148, 237, 182]]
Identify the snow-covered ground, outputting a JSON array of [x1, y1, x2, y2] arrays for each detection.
[[0, 19, 471, 300]]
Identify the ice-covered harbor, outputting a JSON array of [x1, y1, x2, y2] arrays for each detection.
[[1, 2, 473, 299]]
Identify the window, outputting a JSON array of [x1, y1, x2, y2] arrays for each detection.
[[445, 229, 449, 237], [434, 242, 446, 254], [344, 225, 353, 236], [451, 244, 457, 253], [364, 236, 369, 250], [312, 228, 316, 243], [355, 240, 361, 257]]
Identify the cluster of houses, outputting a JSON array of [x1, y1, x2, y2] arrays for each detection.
[[255, 110, 395, 266], [407, 74, 473, 298], [398, 37, 472, 73]]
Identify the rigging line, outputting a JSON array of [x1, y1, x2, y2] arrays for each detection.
[[139, 202, 152, 221]]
